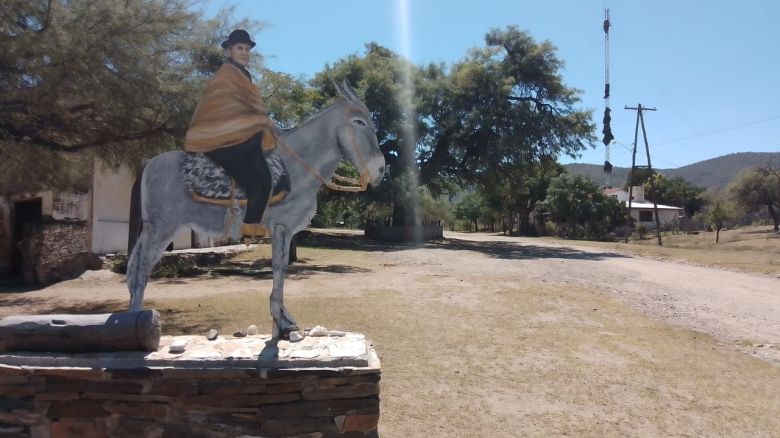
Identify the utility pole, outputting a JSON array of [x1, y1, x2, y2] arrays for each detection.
[[624, 104, 662, 246]]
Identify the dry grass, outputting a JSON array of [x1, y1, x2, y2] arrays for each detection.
[[546, 226, 780, 276], [146, 236, 780, 438]]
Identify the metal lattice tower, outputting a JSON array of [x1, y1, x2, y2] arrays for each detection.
[[602, 8, 614, 187]]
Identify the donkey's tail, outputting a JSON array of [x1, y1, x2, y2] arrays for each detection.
[[127, 163, 146, 256]]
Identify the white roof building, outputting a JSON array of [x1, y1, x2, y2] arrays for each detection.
[[604, 186, 684, 227]]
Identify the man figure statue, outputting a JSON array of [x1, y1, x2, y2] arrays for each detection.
[[184, 29, 275, 238]]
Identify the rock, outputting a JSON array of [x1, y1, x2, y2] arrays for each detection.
[[309, 325, 328, 337], [168, 338, 188, 354], [247, 325, 259, 335], [233, 330, 247, 338], [308, 325, 346, 337], [288, 331, 304, 342], [206, 329, 218, 341]]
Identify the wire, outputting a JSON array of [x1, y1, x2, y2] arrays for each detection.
[[654, 115, 780, 146], [612, 140, 681, 168]]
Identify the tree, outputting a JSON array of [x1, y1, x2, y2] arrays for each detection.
[[0, 0, 258, 191], [728, 165, 780, 231], [643, 174, 705, 217], [455, 192, 487, 232], [708, 201, 726, 243], [541, 174, 612, 238], [624, 167, 656, 189], [477, 159, 563, 234], [702, 192, 737, 243], [312, 26, 594, 228]]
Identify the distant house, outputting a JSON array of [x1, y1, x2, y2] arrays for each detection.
[[0, 158, 198, 283], [604, 186, 684, 228]]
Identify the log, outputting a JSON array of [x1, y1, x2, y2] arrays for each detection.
[[0, 310, 161, 352]]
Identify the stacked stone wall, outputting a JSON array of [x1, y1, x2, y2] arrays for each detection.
[[22, 221, 95, 284], [0, 364, 380, 437]]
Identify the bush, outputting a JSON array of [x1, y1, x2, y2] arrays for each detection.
[[637, 224, 648, 239]]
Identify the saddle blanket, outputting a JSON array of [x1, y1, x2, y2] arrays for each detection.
[[181, 151, 290, 202]]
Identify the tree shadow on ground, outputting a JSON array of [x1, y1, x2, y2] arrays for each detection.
[[0, 278, 46, 294], [0, 295, 56, 314], [300, 231, 627, 262], [204, 258, 372, 280], [429, 237, 628, 261], [0, 299, 127, 318], [299, 233, 412, 253], [38, 300, 127, 315], [737, 229, 780, 237]]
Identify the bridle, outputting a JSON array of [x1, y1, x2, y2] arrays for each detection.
[[277, 106, 373, 192]]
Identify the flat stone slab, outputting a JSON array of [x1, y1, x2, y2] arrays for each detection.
[[0, 332, 377, 370]]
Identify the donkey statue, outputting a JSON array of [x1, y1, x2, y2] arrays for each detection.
[[126, 83, 385, 339]]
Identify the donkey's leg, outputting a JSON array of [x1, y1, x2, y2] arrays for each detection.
[[127, 221, 177, 311], [270, 223, 299, 339]]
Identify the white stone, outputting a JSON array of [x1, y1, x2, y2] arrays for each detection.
[[309, 325, 346, 337], [246, 325, 259, 335], [309, 325, 329, 337], [168, 338, 189, 354], [289, 331, 304, 342]]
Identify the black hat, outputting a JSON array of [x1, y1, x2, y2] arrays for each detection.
[[221, 30, 256, 49]]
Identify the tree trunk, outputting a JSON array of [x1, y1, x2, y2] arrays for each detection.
[[392, 201, 417, 227], [0, 310, 160, 352], [507, 214, 515, 235], [716, 225, 721, 243], [288, 233, 298, 264], [769, 204, 779, 231], [518, 210, 532, 235]]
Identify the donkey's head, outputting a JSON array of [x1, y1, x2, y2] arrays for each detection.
[[332, 82, 385, 188]]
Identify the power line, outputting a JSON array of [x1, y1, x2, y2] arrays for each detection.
[[654, 115, 780, 146], [614, 140, 680, 168]]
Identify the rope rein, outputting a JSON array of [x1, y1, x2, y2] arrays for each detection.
[[276, 108, 371, 193]]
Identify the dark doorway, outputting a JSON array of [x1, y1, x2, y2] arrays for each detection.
[[11, 198, 43, 277]]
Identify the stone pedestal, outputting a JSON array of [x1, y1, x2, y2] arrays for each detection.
[[0, 333, 380, 437]]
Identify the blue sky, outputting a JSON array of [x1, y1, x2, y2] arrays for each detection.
[[202, 0, 780, 169]]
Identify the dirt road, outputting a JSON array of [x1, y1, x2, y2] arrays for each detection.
[[435, 232, 780, 363]]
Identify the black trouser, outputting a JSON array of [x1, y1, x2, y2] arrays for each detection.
[[205, 132, 271, 224]]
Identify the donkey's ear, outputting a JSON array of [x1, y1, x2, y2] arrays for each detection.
[[332, 80, 346, 99], [341, 81, 360, 101]]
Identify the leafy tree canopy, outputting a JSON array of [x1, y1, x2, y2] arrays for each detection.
[[311, 27, 594, 225], [728, 165, 780, 231], [0, 0, 258, 191], [643, 174, 705, 217], [543, 174, 607, 226]]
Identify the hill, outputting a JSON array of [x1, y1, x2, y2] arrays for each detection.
[[565, 152, 780, 190]]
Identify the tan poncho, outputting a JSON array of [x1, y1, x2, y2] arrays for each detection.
[[184, 63, 276, 152]]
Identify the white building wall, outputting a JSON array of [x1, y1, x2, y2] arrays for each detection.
[[91, 159, 192, 254], [630, 208, 682, 227]]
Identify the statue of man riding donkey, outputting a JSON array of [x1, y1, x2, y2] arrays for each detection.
[[126, 30, 386, 339]]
